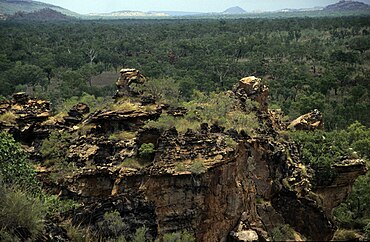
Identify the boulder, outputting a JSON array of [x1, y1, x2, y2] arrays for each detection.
[[288, 109, 323, 130]]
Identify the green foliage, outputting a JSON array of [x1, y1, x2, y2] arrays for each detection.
[[189, 159, 206, 175], [1, 16, 369, 128], [224, 137, 238, 148], [162, 231, 195, 242], [145, 91, 258, 135], [184, 91, 258, 133], [270, 224, 295, 241], [97, 210, 126, 239], [39, 130, 74, 167], [289, 122, 370, 186], [138, 143, 156, 161], [62, 221, 94, 242], [0, 182, 45, 241], [0, 132, 38, 191], [56, 92, 109, 113], [334, 170, 370, 230], [132, 226, 148, 242], [43, 195, 80, 217], [365, 222, 370, 240], [140, 78, 181, 105]]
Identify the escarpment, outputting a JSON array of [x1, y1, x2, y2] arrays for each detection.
[[1, 70, 367, 241]]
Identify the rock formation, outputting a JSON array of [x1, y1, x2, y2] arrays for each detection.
[[114, 68, 146, 99], [287, 109, 323, 131], [0, 73, 367, 241]]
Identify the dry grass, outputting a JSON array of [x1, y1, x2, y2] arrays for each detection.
[[0, 112, 17, 124], [110, 100, 139, 111], [42, 112, 66, 125], [109, 131, 137, 141]]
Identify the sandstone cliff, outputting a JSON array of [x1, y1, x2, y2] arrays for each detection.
[[0, 72, 366, 241]]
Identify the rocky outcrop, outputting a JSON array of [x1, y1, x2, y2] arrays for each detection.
[[233, 76, 269, 112], [2, 73, 366, 241], [0, 92, 51, 143], [314, 159, 367, 216], [287, 109, 323, 131], [114, 68, 146, 99], [64, 102, 90, 125]]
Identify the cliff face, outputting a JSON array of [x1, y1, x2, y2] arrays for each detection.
[[1, 72, 367, 241]]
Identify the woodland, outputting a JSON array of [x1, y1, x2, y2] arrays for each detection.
[[0, 15, 369, 241]]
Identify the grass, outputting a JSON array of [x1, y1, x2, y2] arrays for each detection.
[[189, 159, 206, 175], [0, 112, 17, 124], [0, 183, 45, 241], [109, 131, 137, 141], [42, 112, 66, 125], [225, 137, 238, 148], [119, 158, 143, 169], [332, 229, 358, 241], [110, 100, 139, 111]]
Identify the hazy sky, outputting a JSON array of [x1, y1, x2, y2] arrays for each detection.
[[37, 0, 370, 13]]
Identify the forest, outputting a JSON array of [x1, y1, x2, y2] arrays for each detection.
[[0, 15, 369, 241], [0, 16, 369, 129]]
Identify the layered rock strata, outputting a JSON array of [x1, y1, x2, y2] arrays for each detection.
[[1, 73, 366, 241]]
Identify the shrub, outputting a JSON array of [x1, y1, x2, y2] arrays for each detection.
[[62, 220, 93, 242], [225, 137, 238, 148], [97, 210, 126, 239], [162, 231, 195, 242], [365, 222, 370, 240], [0, 132, 38, 191], [144, 114, 177, 131], [132, 226, 148, 242], [0, 182, 45, 241], [139, 78, 181, 105], [138, 143, 155, 161], [270, 224, 295, 241], [43, 195, 80, 217], [189, 159, 206, 175], [39, 131, 74, 167]]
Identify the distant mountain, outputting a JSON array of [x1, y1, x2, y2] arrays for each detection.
[[0, 0, 80, 16], [278, 7, 324, 12], [8, 7, 72, 20], [87, 10, 169, 18], [152, 11, 202, 16], [223, 6, 247, 14], [324, 0, 370, 11]]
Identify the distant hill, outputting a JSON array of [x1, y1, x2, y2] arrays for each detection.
[[87, 10, 169, 18], [0, 0, 80, 16], [8, 8, 73, 20], [324, 0, 370, 11], [223, 6, 247, 14]]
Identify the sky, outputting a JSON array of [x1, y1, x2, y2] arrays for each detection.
[[36, 0, 370, 14]]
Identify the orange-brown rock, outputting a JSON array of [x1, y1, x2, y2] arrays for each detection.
[[314, 159, 367, 216], [288, 109, 323, 131]]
